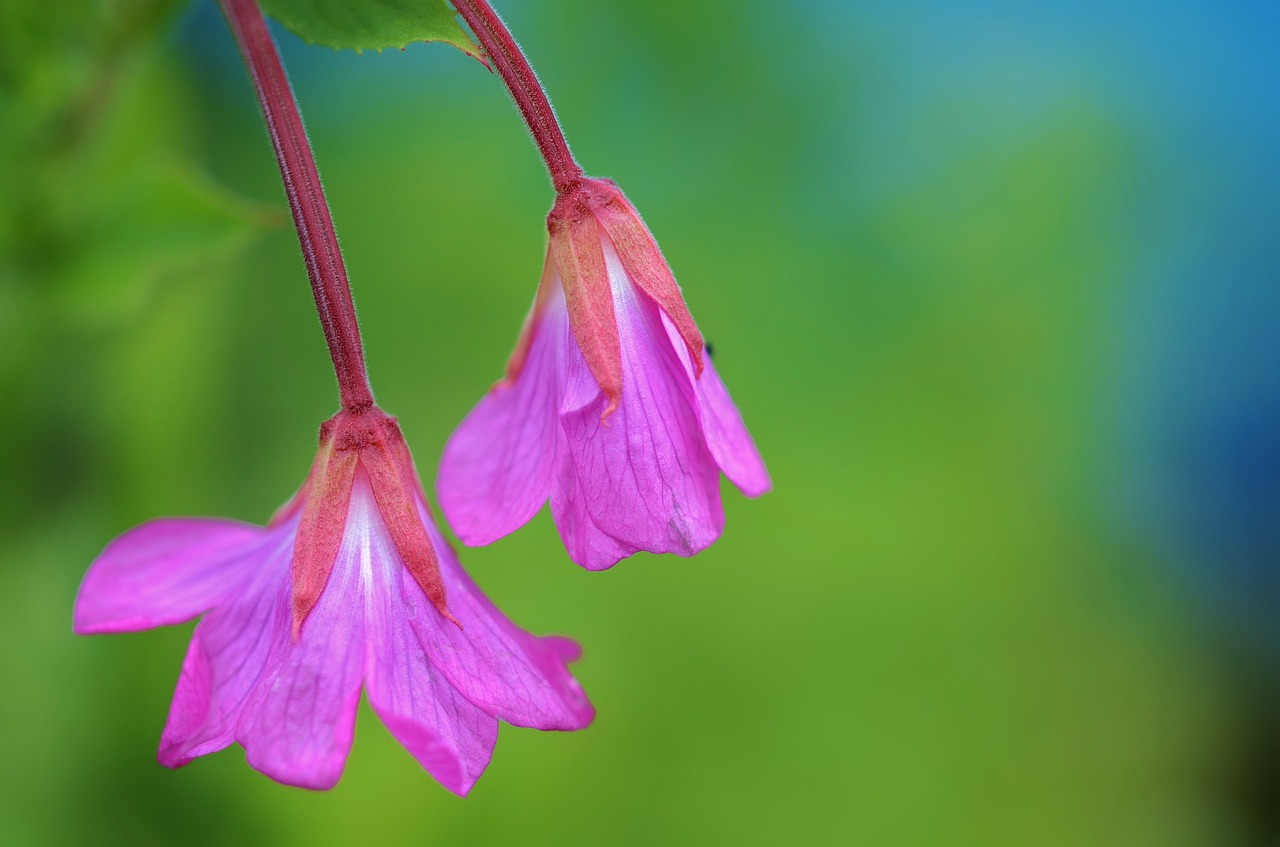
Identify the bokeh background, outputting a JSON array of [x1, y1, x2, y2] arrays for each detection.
[[2, 0, 1277, 844]]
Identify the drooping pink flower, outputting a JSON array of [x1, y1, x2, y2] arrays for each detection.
[[439, 177, 770, 570], [74, 407, 592, 793]]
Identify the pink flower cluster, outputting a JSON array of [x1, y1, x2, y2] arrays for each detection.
[[73, 0, 768, 795]]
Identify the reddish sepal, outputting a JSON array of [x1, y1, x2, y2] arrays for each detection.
[[592, 184, 704, 376], [549, 186, 622, 419], [503, 248, 559, 384], [363, 417, 460, 629], [289, 423, 358, 638], [289, 409, 458, 638]]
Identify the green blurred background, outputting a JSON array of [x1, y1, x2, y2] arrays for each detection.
[[3, 0, 1278, 844]]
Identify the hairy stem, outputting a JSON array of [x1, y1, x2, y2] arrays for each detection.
[[219, 0, 374, 411], [454, 0, 584, 192]]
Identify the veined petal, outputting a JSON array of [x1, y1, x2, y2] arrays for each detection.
[[413, 502, 594, 730], [158, 522, 295, 769], [437, 284, 565, 546], [235, 503, 368, 790], [360, 482, 498, 796], [74, 518, 266, 635], [552, 238, 724, 570], [550, 428, 643, 568], [660, 314, 772, 497]]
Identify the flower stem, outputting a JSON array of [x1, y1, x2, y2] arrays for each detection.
[[219, 0, 374, 412], [453, 0, 584, 193]]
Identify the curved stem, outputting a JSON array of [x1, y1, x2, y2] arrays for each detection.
[[219, 0, 374, 412], [454, 0, 584, 192]]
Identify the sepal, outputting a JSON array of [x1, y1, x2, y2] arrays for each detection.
[[592, 185, 704, 376], [548, 185, 622, 419], [291, 409, 457, 636], [363, 417, 459, 628], [289, 423, 358, 637]]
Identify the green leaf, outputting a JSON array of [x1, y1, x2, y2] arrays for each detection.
[[259, 0, 482, 58]]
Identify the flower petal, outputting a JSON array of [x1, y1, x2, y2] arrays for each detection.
[[158, 525, 295, 768], [235, 510, 368, 790], [74, 518, 266, 635], [367, 654, 498, 797], [660, 314, 772, 497], [362, 485, 498, 795], [413, 507, 595, 731], [438, 287, 565, 546], [552, 239, 725, 570], [550, 430, 639, 568]]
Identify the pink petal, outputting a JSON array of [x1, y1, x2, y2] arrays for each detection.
[[550, 431, 640, 568], [234, 512, 368, 790], [74, 518, 266, 635], [410, 499, 595, 730], [361, 487, 499, 795], [438, 289, 566, 547], [552, 239, 724, 570], [660, 314, 772, 497], [158, 525, 295, 768], [367, 659, 497, 797]]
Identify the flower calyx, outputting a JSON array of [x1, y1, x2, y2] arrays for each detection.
[[285, 406, 458, 638], [545, 177, 705, 420]]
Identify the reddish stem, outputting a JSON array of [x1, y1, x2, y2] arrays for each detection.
[[219, 0, 374, 412], [453, 0, 584, 192]]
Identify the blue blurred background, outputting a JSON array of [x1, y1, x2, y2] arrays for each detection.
[[1, 0, 1277, 843]]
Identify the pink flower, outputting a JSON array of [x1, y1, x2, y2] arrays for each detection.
[[439, 177, 770, 570], [74, 407, 593, 793]]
